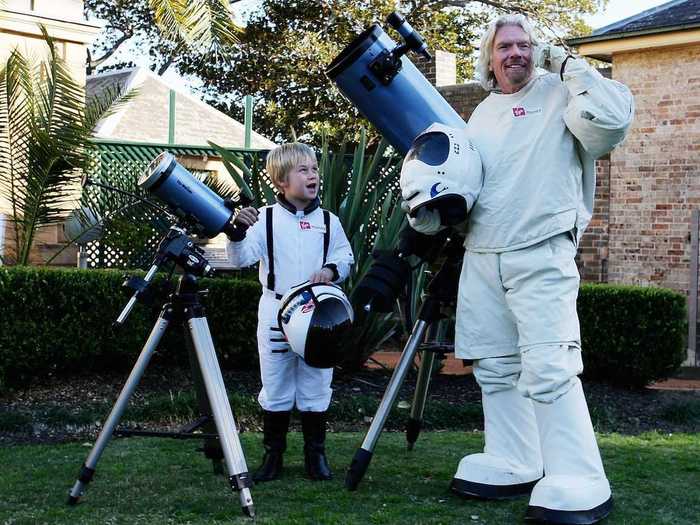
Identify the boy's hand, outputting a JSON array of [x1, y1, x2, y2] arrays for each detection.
[[233, 207, 259, 228], [309, 267, 334, 283]]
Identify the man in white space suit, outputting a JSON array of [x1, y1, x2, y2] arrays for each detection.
[[404, 13, 634, 525]]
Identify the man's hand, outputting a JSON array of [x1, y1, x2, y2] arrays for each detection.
[[534, 43, 570, 75], [309, 267, 334, 283], [233, 207, 259, 228]]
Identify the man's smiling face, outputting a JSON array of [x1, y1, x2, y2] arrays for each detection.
[[490, 24, 534, 94]]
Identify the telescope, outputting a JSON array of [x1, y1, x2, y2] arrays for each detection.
[[139, 152, 246, 239], [326, 11, 470, 492], [68, 153, 256, 518], [325, 11, 466, 154]]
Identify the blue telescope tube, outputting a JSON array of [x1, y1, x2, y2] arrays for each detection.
[[139, 152, 233, 238], [326, 24, 466, 154]]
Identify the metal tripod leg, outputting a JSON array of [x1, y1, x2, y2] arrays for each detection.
[[187, 315, 254, 517], [345, 319, 429, 491], [185, 330, 224, 474], [68, 314, 170, 505], [406, 320, 450, 450]]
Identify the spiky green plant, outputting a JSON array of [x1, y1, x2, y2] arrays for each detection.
[[0, 27, 132, 265]]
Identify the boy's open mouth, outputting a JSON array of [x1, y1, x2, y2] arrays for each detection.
[[306, 183, 317, 190]]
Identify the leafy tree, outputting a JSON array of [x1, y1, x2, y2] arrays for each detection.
[[84, 0, 241, 74], [180, 0, 606, 143], [87, 0, 605, 143]]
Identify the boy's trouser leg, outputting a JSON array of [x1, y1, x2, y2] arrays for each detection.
[[520, 344, 612, 524], [451, 355, 543, 499], [300, 410, 332, 481], [253, 410, 291, 483]]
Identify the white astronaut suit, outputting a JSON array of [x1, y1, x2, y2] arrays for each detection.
[[226, 196, 354, 412], [403, 52, 634, 523]]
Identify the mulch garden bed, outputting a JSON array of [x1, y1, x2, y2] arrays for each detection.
[[1, 362, 699, 445]]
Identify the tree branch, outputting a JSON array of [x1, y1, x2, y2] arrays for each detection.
[[88, 29, 134, 73]]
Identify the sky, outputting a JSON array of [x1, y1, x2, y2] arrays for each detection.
[[105, 0, 675, 96], [584, 0, 672, 30]]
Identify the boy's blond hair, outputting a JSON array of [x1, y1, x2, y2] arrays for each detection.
[[266, 143, 317, 192]]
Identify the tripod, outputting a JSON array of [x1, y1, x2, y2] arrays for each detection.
[[346, 235, 463, 491], [67, 225, 255, 517]]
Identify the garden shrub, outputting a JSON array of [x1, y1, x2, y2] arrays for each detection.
[[0, 266, 260, 390], [578, 283, 687, 388], [0, 268, 688, 390]]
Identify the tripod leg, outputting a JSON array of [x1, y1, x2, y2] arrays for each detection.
[[187, 316, 254, 518], [185, 331, 224, 474], [406, 349, 435, 450], [68, 316, 170, 505], [345, 319, 429, 491], [407, 320, 449, 450]]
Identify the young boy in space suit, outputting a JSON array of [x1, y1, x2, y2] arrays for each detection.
[[226, 143, 354, 482]]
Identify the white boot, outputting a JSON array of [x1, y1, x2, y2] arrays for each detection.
[[451, 387, 543, 499], [525, 378, 613, 524]]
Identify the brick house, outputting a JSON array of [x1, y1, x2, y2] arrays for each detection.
[[568, 0, 700, 365], [416, 0, 700, 365]]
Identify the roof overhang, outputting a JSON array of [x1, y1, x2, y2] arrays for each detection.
[[0, 8, 101, 45], [567, 24, 700, 62]]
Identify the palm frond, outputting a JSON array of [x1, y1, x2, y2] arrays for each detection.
[[84, 83, 139, 134], [149, 0, 241, 54], [0, 26, 108, 264]]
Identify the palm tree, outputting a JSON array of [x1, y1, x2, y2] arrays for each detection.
[[148, 0, 241, 54], [0, 27, 129, 265]]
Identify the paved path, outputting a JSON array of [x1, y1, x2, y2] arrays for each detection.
[[369, 351, 700, 391]]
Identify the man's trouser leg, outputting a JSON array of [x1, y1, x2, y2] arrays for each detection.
[[520, 344, 612, 524], [451, 354, 543, 499]]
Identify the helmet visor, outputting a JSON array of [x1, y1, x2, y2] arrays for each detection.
[[404, 132, 450, 166]]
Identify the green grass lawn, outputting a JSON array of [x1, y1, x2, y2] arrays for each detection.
[[1, 432, 699, 524]]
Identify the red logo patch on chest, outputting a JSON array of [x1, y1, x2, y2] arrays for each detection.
[[512, 106, 526, 117], [299, 220, 311, 230]]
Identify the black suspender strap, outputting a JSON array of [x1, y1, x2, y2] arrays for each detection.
[[323, 210, 330, 265], [266, 206, 275, 291]]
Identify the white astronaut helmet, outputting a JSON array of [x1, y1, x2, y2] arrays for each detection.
[[277, 281, 354, 368], [399, 123, 482, 227]]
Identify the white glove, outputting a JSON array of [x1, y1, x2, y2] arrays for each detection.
[[534, 43, 570, 75], [407, 207, 443, 235]]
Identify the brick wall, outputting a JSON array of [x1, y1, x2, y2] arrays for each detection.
[[607, 45, 700, 294]]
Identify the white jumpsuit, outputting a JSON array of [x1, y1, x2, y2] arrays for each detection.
[[226, 198, 354, 412], [410, 57, 634, 515]]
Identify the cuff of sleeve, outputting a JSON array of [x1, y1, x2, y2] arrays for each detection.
[[226, 224, 248, 242], [323, 263, 339, 281], [562, 57, 599, 95]]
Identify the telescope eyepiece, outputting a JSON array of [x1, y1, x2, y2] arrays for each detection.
[[386, 11, 431, 60]]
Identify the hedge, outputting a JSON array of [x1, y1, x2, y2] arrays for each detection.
[[578, 283, 687, 388], [0, 266, 260, 391], [0, 268, 688, 390]]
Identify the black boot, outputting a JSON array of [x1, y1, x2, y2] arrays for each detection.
[[253, 410, 291, 483], [301, 411, 332, 481]]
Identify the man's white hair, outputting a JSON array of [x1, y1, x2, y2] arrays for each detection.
[[476, 14, 540, 91]]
